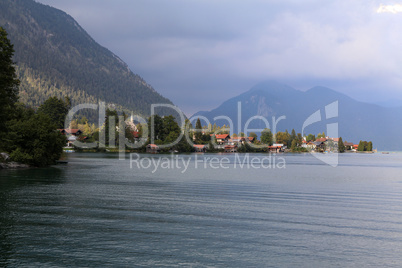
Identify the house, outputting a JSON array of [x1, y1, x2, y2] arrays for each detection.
[[224, 145, 237, 153], [313, 141, 326, 151], [301, 140, 307, 148], [268, 145, 283, 153], [248, 137, 255, 143], [215, 134, 230, 145], [58, 129, 83, 147], [58, 129, 83, 136], [231, 137, 245, 145], [146, 144, 160, 153], [344, 142, 354, 150], [66, 135, 77, 147], [306, 142, 316, 150], [194, 144, 207, 152]]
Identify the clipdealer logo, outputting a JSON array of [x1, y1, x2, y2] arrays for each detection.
[[64, 100, 339, 169]]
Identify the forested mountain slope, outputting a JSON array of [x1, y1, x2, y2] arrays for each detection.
[[0, 0, 174, 119]]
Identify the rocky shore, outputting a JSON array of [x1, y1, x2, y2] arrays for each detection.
[[0, 153, 30, 169]]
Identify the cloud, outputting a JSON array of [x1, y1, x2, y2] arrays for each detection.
[[377, 4, 402, 13], [35, 0, 402, 115]]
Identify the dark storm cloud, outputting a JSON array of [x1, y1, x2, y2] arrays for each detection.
[[37, 0, 402, 115]]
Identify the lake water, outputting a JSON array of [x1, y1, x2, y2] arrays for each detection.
[[1, 152, 402, 267]]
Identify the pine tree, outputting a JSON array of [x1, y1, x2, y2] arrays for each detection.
[[338, 137, 345, 153], [367, 141, 373, 151], [291, 139, 297, 152], [357, 141, 364, 151], [0, 27, 20, 143], [194, 118, 203, 143]]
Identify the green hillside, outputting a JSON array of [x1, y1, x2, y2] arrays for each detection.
[[0, 0, 174, 120]]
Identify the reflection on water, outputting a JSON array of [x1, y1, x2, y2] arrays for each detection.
[[0, 167, 65, 265], [1, 153, 402, 267]]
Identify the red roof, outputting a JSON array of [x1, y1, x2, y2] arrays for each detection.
[[147, 144, 159, 148], [216, 134, 229, 139], [193, 144, 206, 149], [132, 131, 139, 138], [68, 129, 80, 134], [268, 145, 282, 148], [248, 137, 255, 141], [315, 137, 327, 142], [332, 138, 340, 142], [58, 129, 82, 135]]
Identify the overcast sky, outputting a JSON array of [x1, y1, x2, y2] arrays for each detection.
[[37, 0, 402, 116]]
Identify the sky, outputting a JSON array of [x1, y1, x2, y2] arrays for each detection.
[[36, 0, 402, 116]]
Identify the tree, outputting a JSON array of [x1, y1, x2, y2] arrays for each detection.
[[175, 135, 193, 152], [0, 27, 20, 143], [363, 141, 368, 151], [275, 131, 290, 146], [4, 104, 65, 167], [162, 115, 180, 144], [104, 109, 119, 146], [290, 139, 297, 152], [367, 141, 373, 151], [69, 120, 78, 129], [79, 116, 88, 124], [0, 29, 64, 167], [357, 140, 364, 151], [297, 133, 303, 146], [249, 132, 258, 139], [290, 129, 297, 145], [338, 137, 345, 153], [260, 128, 273, 145], [194, 118, 203, 143], [148, 114, 163, 142], [306, 134, 315, 142], [162, 116, 180, 139], [37, 96, 70, 129], [317, 132, 326, 139]]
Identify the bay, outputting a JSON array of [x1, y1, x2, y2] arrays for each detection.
[[1, 152, 402, 267]]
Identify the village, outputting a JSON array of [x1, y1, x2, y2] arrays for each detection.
[[57, 126, 371, 154]]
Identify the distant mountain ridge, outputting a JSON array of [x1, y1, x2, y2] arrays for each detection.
[[193, 81, 402, 151], [374, 99, 402, 108], [0, 0, 174, 118]]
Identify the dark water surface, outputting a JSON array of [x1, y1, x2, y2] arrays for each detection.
[[1, 153, 402, 267]]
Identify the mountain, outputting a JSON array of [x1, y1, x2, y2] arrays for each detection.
[[0, 0, 174, 120], [374, 99, 402, 108], [193, 81, 402, 151]]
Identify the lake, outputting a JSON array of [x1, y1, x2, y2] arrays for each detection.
[[1, 152, 402, 267]]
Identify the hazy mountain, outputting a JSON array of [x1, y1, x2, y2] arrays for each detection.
[[0, 0, 174, 119], [193, 81, 402, 151], [374, 99, 402, 108]]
